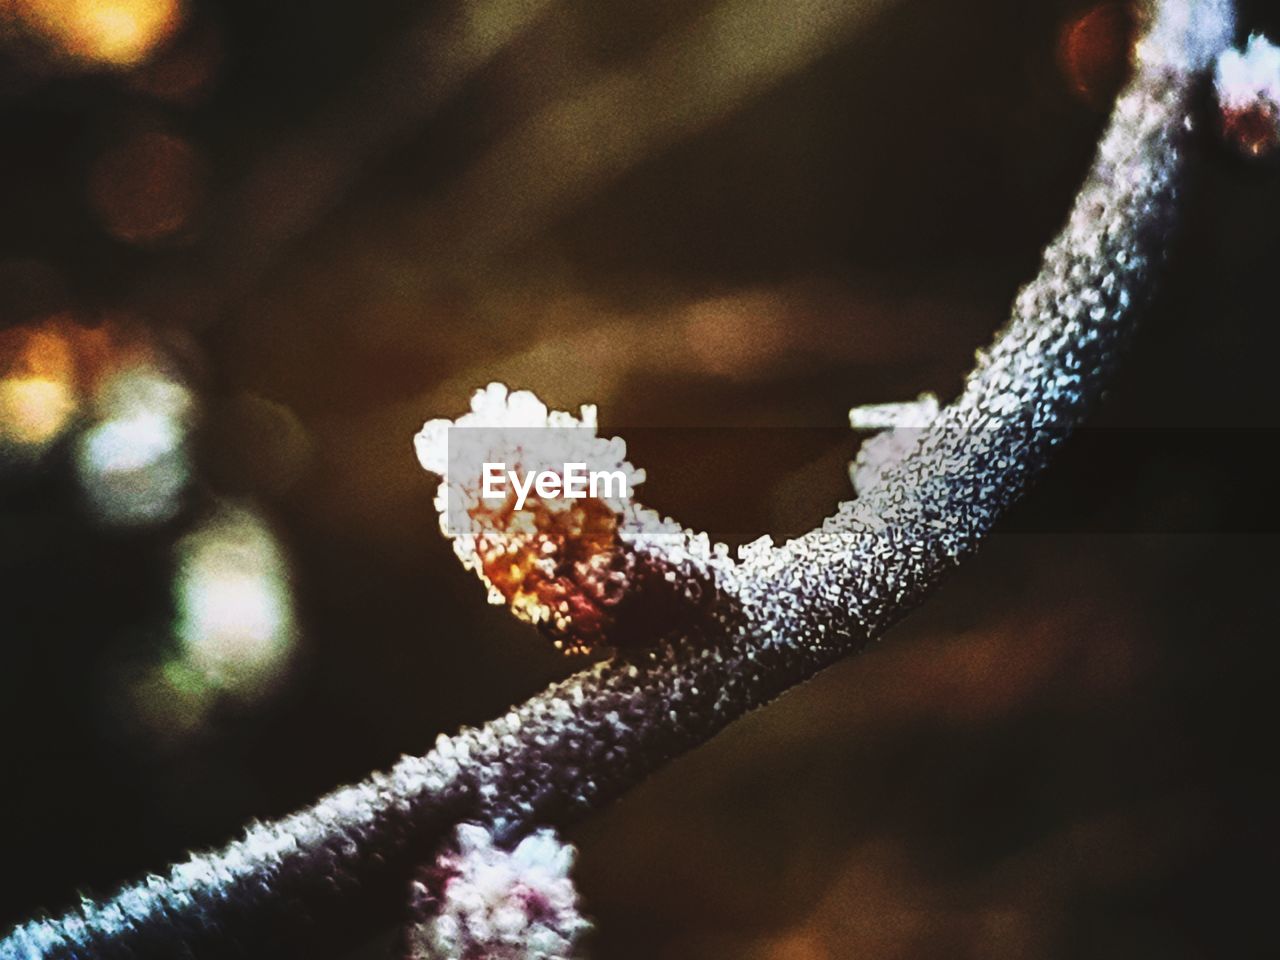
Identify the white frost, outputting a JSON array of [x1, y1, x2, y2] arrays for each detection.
[[409, 824, 591, 960], [1215, 34, 1280, 110]]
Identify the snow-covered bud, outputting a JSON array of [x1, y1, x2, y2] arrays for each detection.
[[1215, 34, 1280, 158], [408, 823, 591, 960], [415, 383, 734, 655]]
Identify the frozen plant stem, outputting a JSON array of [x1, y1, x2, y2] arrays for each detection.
[[0, 1, 1239, 957]]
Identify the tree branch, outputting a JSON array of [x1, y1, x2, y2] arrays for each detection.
[[0, 1, 1237, 957]]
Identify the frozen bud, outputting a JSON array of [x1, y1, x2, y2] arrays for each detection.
[[1215, 34, 1280, 158], [408, 823, 591, 960], [415, 383, 735, 655]]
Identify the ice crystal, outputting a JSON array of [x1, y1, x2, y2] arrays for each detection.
[[848, 393, 940, 496]]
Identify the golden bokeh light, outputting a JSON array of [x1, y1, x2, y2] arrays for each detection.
[[16, 0, 183, 67], [0, 323, 79, 455], [0, 377, 76, 446], [1, 324, 76, 383]]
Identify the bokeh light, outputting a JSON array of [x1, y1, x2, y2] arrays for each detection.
[[74, 364, 194, 525], [0, 377, 75, 446], [125, 507, 297, 740], [130, 16, 220, 104], [173, 505, 296, 695], [682, 291, 790, 380], [89, 130, 204, 244], [125, 657, 216, 743], [0, 322, 79, 459], [1057, 4, 1134, 105], [14, 0, 184, 68]]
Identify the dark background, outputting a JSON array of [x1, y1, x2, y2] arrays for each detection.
[[2, 0, 1278, 957]]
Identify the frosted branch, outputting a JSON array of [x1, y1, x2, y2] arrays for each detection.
[[0, 1, 1238, 957]]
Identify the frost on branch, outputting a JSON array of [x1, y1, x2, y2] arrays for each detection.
[[847, 393, 940, 496], [415, 383, 736, 654], [1135, 0, 1234, 74], [1215, 34, 1280, 157], [407, 823, 590, 960], [0, 1, 1243, 957]]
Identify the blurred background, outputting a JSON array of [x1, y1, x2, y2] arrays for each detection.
[[1, 0, 1278, 957]]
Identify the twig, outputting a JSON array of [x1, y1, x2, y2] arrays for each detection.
[[0, 1, 1237, 957]]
